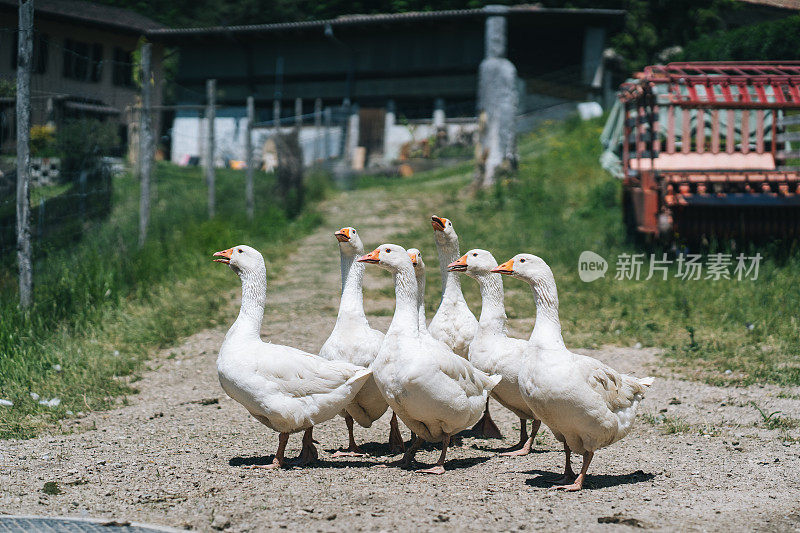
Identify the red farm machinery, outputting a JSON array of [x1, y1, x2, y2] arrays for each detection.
[[601, 62, 800, 242]]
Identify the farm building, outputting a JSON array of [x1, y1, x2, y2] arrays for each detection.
[[149, 6, 625, 167], [0, 0, 166, 155]]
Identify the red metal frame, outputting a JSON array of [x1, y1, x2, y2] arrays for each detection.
[[620, 62, 800, 109], [618, 62, 800, 240]]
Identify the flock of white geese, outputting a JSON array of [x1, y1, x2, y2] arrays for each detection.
[[212, 215, 654, 491]]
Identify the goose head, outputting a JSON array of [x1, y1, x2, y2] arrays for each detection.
[[430, 215, 457, 247], [491, 253, 550, 284], [334, 226, 365, 256], [447, 248, 498, 280], [407, 247, 426, 276], [358, 243, 412, 273], [213, 245, 266, 277]]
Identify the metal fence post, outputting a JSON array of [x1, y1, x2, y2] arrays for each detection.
[[138, 42, 152, 247], [205, 79, 216, 218], [246, 95, 255, 220], [16, 0, 33, 308]]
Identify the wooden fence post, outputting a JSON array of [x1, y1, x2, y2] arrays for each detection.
[[138, 42, 152, 247], [205, 79, 216, 218], [16, 0, 33, 308], [246, 95, 255, 220], [323, 107, 331, 160]]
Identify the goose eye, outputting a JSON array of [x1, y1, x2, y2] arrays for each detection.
[[472, 253, 477, 257], [385, 249, 391, 253], [520, 258, 526, 263], [238, 249, 243, 253]]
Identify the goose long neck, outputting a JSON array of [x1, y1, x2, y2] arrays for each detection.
[[528, 269, 564, 349], [388, 264, 420, 336], [338, 251, 366, 319], [475, 272, 507, 335], [415, 270, 428, 333], [435, 238, 464, 302], [229, 266, 267, 341]]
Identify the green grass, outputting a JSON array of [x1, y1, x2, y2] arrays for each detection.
[[387, 117, 800, 387], [0, 163, 329, 439]]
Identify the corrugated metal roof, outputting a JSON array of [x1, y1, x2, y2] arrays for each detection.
[[147, 6, 625, 37]]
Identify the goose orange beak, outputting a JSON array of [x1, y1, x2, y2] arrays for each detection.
[[447, 254, 468, 272], [358, 248, 381, 264], [491, 259, 514, 275], [334, 227, 351, 242], [431, 215, 447, 231], [408, 252, 418, 265], [213, 248, 233, 264]]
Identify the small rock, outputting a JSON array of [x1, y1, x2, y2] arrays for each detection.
[[0, 399, 13, 407], [325, 514, 337, 521], [634, 342, 642, 349], [30, 392, 40, 401], [113, 350, 120, 357], [52, 364, 62, 372], [725, 369, 733, 375], [211, 513, 230, 530]]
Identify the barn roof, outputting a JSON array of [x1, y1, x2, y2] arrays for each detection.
[[0, 0, 165, 34], [148, 5, 625, 39]]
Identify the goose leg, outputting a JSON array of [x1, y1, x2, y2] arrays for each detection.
[[332, 414, 366, 457], [471, 399, 503, 439], [296, 427, 319, 466], [400, 434, 423, 469], [500, 418, 541, 457], [551, 442, 577, 485], [244, 432, 289, 470], [553, 451, 592, 492], [416, 433, 450, 475], [388, 412, 405, 454]]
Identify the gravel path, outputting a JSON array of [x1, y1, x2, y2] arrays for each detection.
[[2, 176, 799, 532]]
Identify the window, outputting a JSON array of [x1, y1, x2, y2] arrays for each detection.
[[112, 47, 133, 87], [63, 38, 90, 80], [90, 43, 103, 82], [9, 32, 48, 74]]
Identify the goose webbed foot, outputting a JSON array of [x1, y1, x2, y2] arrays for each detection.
[[471, 401, 503, 439], [415, 433, 450, 475], [332, 414, 366, 457], [398, 435, 423, 469], [552, 451, 592, 492], [388, 412, 405, 454], [244, 432, 289, 470], [500, 419, 540, 457], [294, 428, 319, 466]]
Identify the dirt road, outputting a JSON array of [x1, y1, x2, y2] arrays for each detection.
[[2, 175, 799, 532]]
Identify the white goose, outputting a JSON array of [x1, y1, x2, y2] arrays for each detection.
[[213, 245, 372, 468], [358, 244, 501, 474], [447, 249, 542, 456], [493, 254, 654, 491], [428, 215, 499, 439], [319, 227, 404, 456], [406, 248, 449, 348]]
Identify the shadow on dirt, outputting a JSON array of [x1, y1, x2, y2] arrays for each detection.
[[523, 469, 656, 490]]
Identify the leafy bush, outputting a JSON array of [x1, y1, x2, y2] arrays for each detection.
[[681, 15, 800, 61], [54, 119, 120, 178]]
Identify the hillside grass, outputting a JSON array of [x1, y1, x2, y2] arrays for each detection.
[[375, 117, 800, 387], [0, 163, 329, 439]]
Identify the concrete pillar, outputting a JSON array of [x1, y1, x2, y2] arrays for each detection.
[[433, 98, 445, 129], [294, 97, 303, 129], [273, 99, 281, 130], [582, 27, 606, 102], [476, 5, 518, 187], [384, 99, 396, 163], [346, 104, 360, 166]]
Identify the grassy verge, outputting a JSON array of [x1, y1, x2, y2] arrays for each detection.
[[0, 163, 330, 438], [376, 117, 800, 387]]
